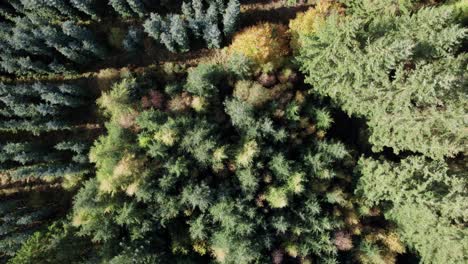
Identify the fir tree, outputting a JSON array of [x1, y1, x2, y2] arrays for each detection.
[[62, 21, 106, 59], [203, 21, 222, 49], [185, 63, 224, 97], [70, 0, 100, 20], [143, 13, 164, 41], [297, 4, 468, 159], [169, 14, 190, 52], [356, 156, 468, 263], [109, 0, 135, 18], [122, 26, 144, 52], [223, 0, 239, 37], [126, 0, 146, 17]]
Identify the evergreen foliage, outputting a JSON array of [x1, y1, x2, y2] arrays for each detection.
[[70, 0, 100, 20], [0, 16, 104, 76], [0, 190, 69, 261], [143, 0, 241, 52], [66, 62, 384, 263], [1, 1, 466, 263], [126, 0, 146, 17], [223, 0, 240, 37], [297, 4, 468, 159], [8, 222, 92, 264], [169, 14, 190, 52], [62, 21, 106, 59], [185, 63, 224, 97], [122, 26, 144, 52], [225, 53, 254, 79], [0, 80, 91, 185], [356, 156, 468, 263], [109, 0, 135, 18], [0, 82, 87, 135]]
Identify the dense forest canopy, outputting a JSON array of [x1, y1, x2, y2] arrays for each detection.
[[0, 0, 466, 264]]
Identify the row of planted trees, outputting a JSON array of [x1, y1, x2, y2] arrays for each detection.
[[0, 80, 95, 260], [0, 0, 240, 77]]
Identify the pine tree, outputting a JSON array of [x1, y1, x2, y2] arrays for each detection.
[[203, 22, 222, 49], [223, 0, 239, 37], [169, 14, 190, 52], [123, 26, 144, 52], [70, 0, 100, 20], [183, 1, 203, 38], [62, 21, 106, 59], [126, 0, 146, 17], [109, 0, 135, 17], [143, 13, 164, 41]]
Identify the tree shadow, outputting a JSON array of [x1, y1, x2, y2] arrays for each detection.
[[240, 4, 311, 28]]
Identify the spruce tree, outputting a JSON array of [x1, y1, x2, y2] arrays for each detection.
[[123, 26, 144, 52], [0, 188, 71, 261], [126, 0, 146, 17], [185, 63, 224, 97], [356, 156, 468, 263], [143, 13, 164, 41], [169, 14, 190, 52], [183, 1, 203, 38], [62, 21, 106, 59], [109, 0, 135, 18], [296, 4, 468, 159], [70, 0, 100, 20], [222, 0, 239, 37], [203, 22, 222, 49]]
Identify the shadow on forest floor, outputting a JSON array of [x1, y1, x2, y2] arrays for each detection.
[[87, 0, 313, 73]]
